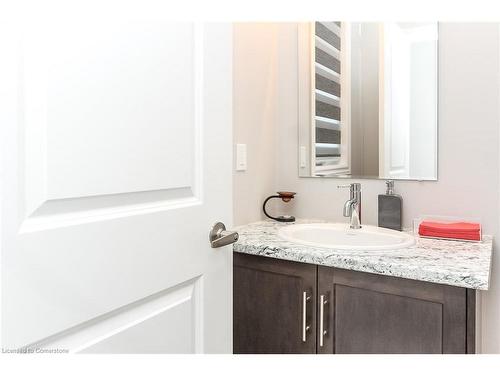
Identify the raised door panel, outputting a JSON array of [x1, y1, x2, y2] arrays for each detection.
[[21, 21, 201, 222], [35, 279, 201, 353], [27, 22, 194, 201], [318, 267, 467, 354], [233, 253, 317, 354], [334, 284, 442, 353]]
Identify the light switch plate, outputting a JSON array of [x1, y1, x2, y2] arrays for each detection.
[[236, 143, 247, 171]]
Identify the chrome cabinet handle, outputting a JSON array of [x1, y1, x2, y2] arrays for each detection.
[[209, 222, 239, 248], [319, 294, 328, 347], [302, 291, 311, 342]]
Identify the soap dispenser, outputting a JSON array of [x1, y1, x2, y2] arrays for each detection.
[[378, 180, 402, 231]]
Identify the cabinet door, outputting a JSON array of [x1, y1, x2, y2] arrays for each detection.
[[233, 253, 317, 354], [317, 267, 468, 354]]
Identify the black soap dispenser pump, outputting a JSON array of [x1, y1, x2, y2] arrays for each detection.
[[378, 180, 402, 231]]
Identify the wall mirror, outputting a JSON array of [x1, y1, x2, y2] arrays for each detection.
[[298, 22, 438, 180]]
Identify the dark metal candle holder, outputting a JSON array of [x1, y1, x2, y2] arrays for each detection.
[[262, 192, 296, 222]]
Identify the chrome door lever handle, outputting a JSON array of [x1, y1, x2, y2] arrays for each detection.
[[209, 222, 239, 248]]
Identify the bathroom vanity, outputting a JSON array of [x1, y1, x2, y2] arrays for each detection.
[[232, 220, 492, 354]]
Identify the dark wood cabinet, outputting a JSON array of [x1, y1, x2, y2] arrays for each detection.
[[317, 266, 474, 354], [233, 253, 317, 353], [233, 253, 475, 354]]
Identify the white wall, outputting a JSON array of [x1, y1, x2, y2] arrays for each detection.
[[233, 23, 500, 352], [233, 23, 278, 225]]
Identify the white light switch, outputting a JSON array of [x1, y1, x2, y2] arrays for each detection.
[[236, 143, 247, 171], [300, 146, 307, 168]]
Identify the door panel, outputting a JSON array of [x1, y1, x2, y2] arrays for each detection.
[[334, 284, 443, 353], [38, 23, 194, 200], [318, 267, 467, 354], [20, 22, 201, 225], [35, 278, 201, 353], [233, 253, 317, 354], [0, 22, 232, 353], [80, 301, 194, 354]]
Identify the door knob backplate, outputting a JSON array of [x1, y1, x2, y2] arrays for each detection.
[[209, 222, 239, 248]]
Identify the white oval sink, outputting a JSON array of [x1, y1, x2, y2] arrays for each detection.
[[278, 223, 415, 250]]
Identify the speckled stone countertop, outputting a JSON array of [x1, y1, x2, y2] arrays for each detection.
[[233, 220, 493, 290]]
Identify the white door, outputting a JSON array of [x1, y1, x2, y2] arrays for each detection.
[[379, 23, 410, 179], [0, 20, 233, 353]]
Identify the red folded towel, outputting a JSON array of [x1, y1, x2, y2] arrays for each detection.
[[418, 221, 481, 241]]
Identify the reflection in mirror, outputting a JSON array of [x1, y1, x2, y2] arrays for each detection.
[[298, 22, 438, 180]]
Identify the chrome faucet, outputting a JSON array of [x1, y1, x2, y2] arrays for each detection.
[[338, 183, 362, 229]]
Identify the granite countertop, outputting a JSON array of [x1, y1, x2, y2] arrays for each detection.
[[233, 219, 493, 290]]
